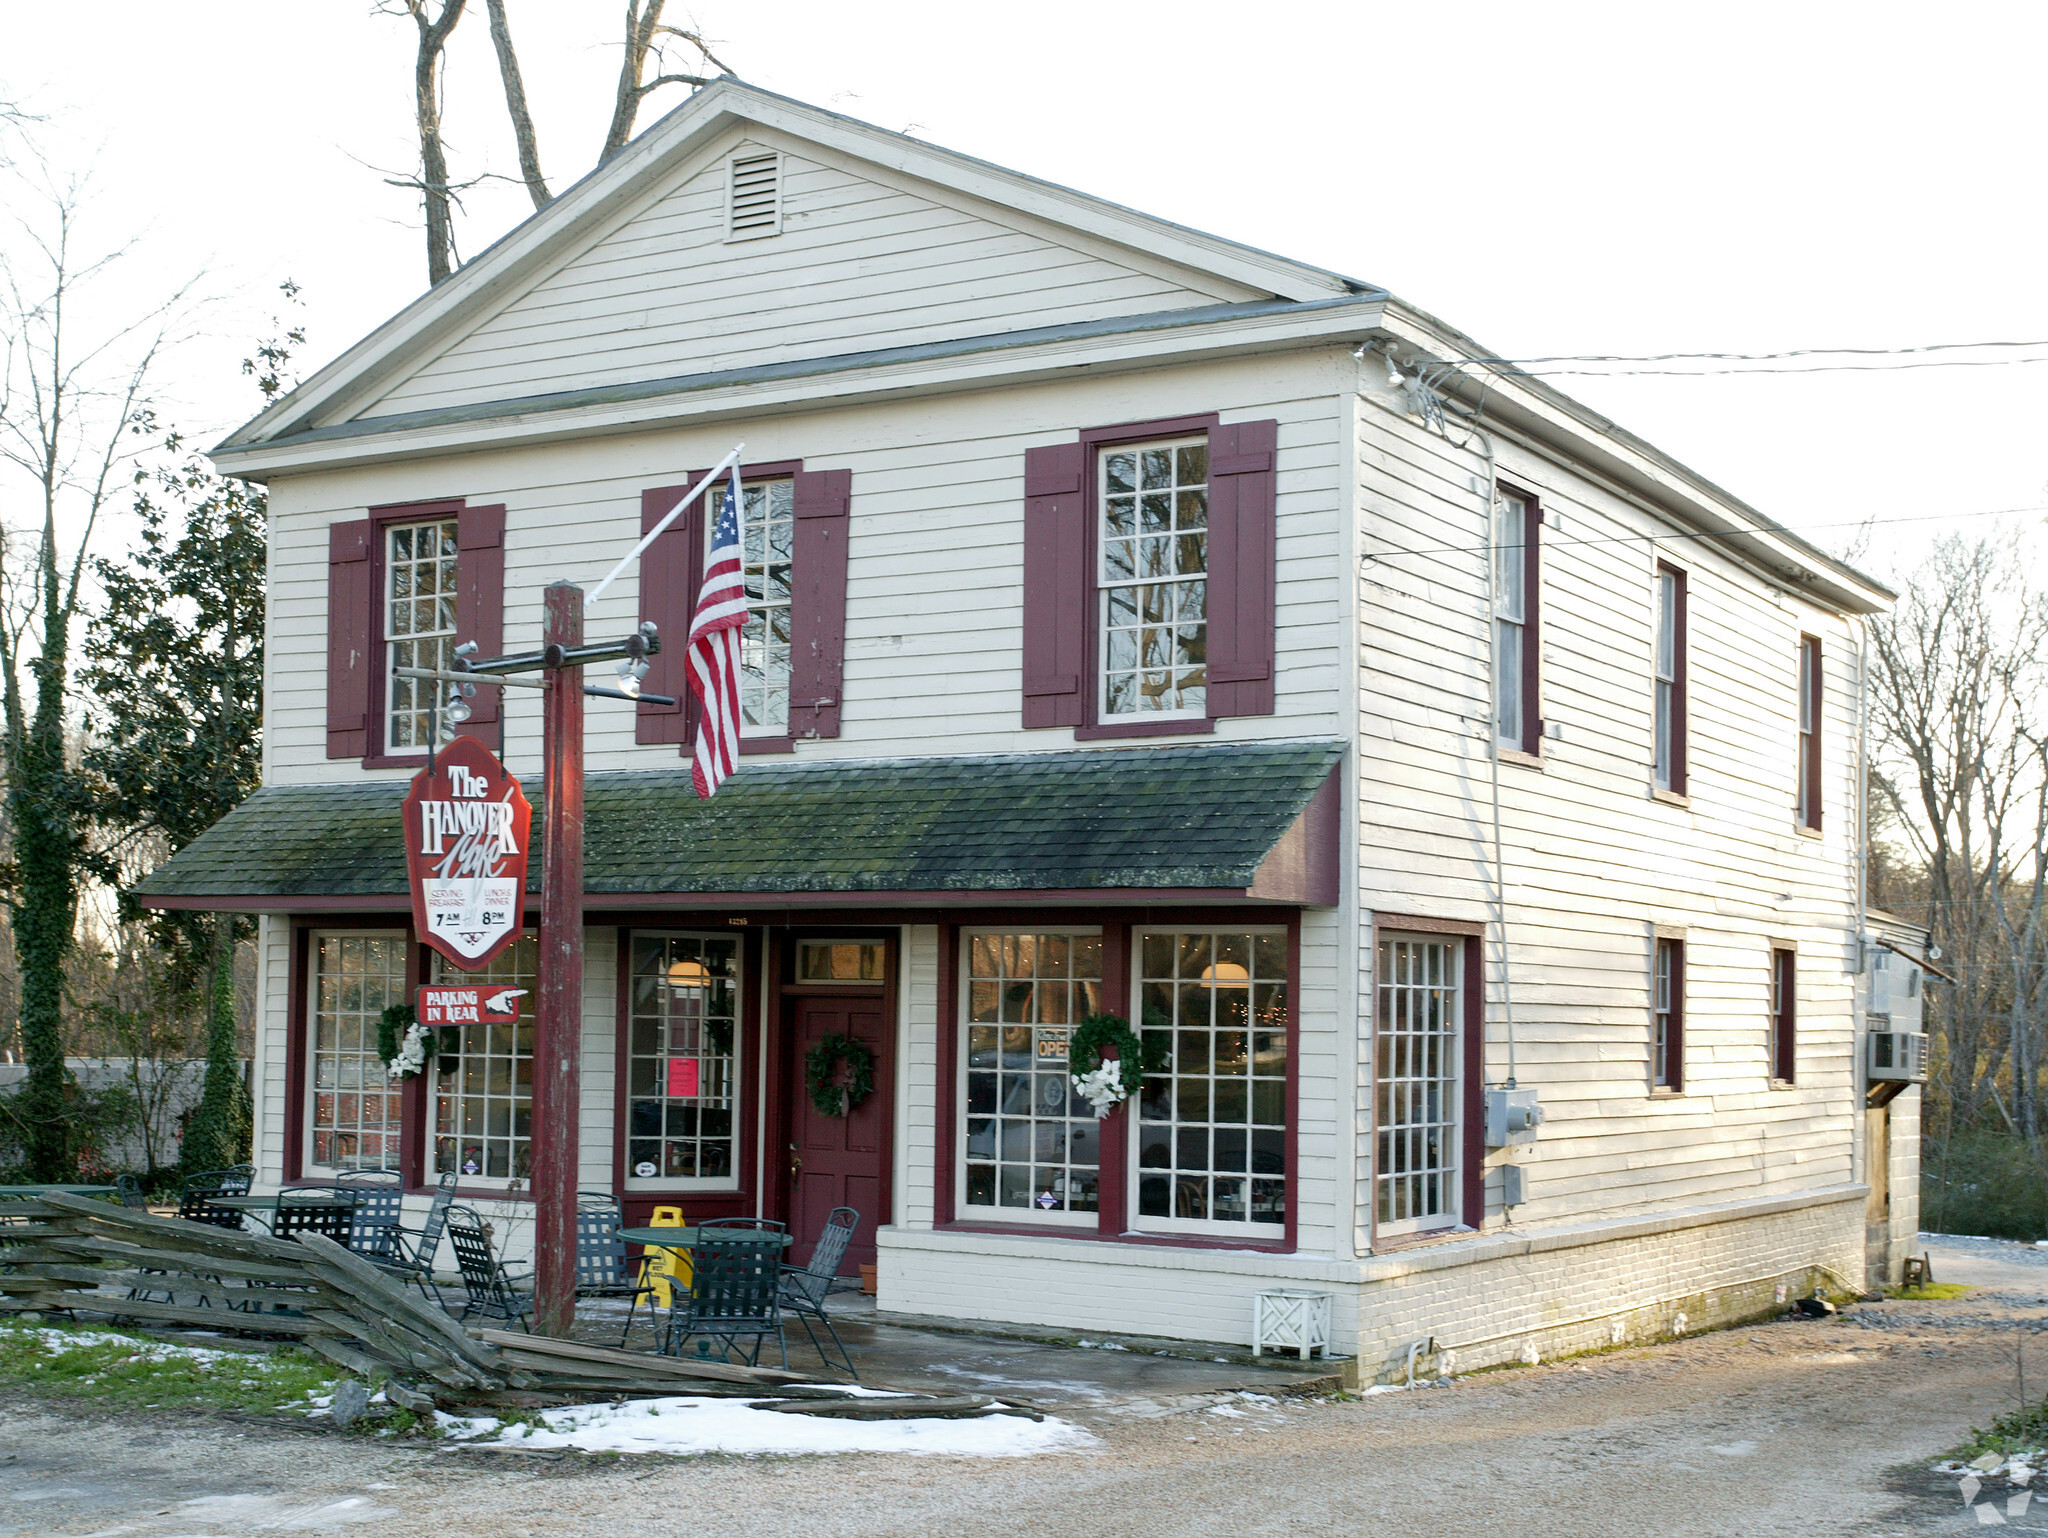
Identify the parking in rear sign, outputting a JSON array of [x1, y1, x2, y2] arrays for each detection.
[[402, 735, 532, 970]]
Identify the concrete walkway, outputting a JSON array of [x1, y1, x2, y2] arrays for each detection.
[[571, 1291, 1340, 1407]]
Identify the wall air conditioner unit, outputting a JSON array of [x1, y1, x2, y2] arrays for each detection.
[[1868, 1028, 1928, 1084]]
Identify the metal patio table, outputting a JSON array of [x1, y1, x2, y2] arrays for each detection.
[[211, 1192, 357, 1237], [616, 1226, 794, 1253]]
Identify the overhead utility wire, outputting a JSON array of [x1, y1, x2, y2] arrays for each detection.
[[1364, 500, 2048, 565], [1426, 338, 2048, 378]]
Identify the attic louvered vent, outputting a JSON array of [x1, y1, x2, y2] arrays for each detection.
[[726, 152, 782, 241]]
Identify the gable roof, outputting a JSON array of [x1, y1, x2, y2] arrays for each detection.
[[217, 79, 1374, 457]]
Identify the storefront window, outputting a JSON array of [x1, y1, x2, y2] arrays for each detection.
[[962, 932, 1103, 1219], [309, 933, 407, 1172], [1137, 930, 1288, 1229], [432, 935, 536, 1182], [628, 934, 741, 1187]]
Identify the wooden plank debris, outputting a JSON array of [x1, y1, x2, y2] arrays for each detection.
[[0, 1197, 1015, 1421]]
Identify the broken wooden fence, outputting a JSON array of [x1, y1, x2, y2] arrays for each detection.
[[0, 1194, 1024, 1419]]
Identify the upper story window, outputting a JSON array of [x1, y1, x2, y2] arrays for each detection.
[[1493, 487, 1539, 752], [385, 519, 460, 755], [737, 480, 795, 734], [1797, 634, 1822, 830], [1653, 562, 1689, 794], [1100, 440, 1208, 719]]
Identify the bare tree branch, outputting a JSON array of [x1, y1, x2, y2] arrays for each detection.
[[600, 1, 730, 163], [484, 0, 552, 211]]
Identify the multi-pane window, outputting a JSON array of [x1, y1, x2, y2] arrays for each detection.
[[1770, 947, 1797, 1084], [1797, 635, 1822, 829], [386, 519, 460, 754], [627, 935, 740, 1186], [431, 936, 535, 1182], [1494, 489, 1532, 750], [1654, 938, 1685, 1090], [309, 933, 407, 1172], [738, 480, 794, 734], [1375, 936, 1463, 1233], [1136, 931, 1287, 1229], [962, 932, 1103, 1219], [1654, 563, 1687, 793], [1100, 440, 1208, 718]]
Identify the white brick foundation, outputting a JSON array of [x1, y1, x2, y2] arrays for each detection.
[[878, 1184, 1866, 1383]]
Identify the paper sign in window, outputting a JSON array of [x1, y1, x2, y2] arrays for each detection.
[[667, 1059, 700, 1099]]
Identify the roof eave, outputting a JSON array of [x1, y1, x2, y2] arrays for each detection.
[[1378, 301, 1895, 615]]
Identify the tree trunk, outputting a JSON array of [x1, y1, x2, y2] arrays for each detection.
[[600, 0, 664, 162], [485, 0, 551, 210], [12, 531, 80, 1182], [405, 0, 468, 285]]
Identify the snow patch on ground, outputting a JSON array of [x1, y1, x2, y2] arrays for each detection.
[[432, 1395, 1096, 1458], [13, 1325, 232, 1363]]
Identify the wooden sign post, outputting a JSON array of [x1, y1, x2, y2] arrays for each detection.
[[532, 581, 586, 1339]]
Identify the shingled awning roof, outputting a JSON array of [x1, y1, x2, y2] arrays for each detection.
[[134, 740, 1344, 910]]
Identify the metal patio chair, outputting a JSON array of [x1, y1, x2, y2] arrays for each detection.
[[698, 1217, 788, 1233], [271, 1194, 356, 1248], [778, 1207, 861, 1379], [574, 1201, 659, 1348], [374, 1170, 457, 1303], [113, 1174, 148, 1210], [663, 1232, 786, 1367], [174, 1185, 247, 1232], [445, 1206, 532, 1331], [333, 1170, 405, 1261]]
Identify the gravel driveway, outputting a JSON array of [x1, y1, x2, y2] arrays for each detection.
[[6, 1238, 2046, 1537]]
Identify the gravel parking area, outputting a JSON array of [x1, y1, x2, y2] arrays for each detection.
[[6, 1239, 2047, 1537]]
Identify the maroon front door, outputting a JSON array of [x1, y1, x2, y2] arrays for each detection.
[[788, 994, 890, 1268]]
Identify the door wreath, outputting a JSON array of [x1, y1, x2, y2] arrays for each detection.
[[804, 1032, 876, 1117]]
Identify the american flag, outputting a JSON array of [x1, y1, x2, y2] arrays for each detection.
[[686, 470, 747, 798]]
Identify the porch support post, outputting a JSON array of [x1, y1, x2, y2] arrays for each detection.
[[533, 580, 586, 1337]]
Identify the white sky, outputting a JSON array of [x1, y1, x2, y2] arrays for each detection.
[[5, 0, 2047, 585]]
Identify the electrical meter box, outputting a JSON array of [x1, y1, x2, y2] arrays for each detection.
[[1485, 1087, 1544, 1148]]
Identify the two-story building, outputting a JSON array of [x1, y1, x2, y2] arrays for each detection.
[[142, 79, 1906, 1378]]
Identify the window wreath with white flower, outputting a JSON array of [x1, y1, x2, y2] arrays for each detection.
[[1067, 1014, 1149, 1118], [377, 1003, 432, 1081]]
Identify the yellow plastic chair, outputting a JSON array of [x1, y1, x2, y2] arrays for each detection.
[[641, 1204, 693, 1309]]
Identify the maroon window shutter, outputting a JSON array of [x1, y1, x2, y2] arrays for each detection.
[[455, 504, 506, 750], [325, 519, 373, 760], [790, 468, 851, 739], [1205, 419, 1279, 719], [636, 482, 706, 747], [1021, 442, 1088, 729]]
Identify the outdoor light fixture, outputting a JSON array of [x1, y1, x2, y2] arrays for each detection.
[[615, 655, 650, 699], [1199, 961, 1252, 987]]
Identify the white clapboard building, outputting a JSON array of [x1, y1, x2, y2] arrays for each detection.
[[142, 79, 1911, 1378]]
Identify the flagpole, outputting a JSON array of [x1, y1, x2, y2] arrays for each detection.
[[586, 442, 746, 606]]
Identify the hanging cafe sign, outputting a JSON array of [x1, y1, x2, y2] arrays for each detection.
[[403, 735, 532, 970]]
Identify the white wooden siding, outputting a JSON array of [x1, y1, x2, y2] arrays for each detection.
[[1353, 389, 1863, 1242], [362, 139, 1253, 422], [264, 351, 1349, 784]]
